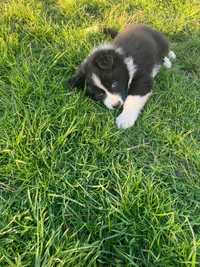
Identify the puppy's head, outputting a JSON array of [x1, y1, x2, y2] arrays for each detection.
[[69, 46, 129, 109]]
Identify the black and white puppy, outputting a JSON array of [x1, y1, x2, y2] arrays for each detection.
[[69, 24, 176, 129]]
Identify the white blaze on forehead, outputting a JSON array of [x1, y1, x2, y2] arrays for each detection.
[[93, 45, 137, 89], [91, 73, 109, 95], [86, 45, 137, 91], [116, 92, 152, 129], [92, 73, 123, 109]]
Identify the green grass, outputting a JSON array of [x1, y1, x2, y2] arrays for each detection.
[[0, 0, 200, 266]]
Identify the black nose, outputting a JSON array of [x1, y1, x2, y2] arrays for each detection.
[[113, 101, 121, 108]]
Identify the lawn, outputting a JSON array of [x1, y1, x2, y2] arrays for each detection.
[[0, 0, 200, 266]]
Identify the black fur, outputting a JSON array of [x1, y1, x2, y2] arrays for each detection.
[[102, 27, 119, 39], [69, 24, 170, 104]]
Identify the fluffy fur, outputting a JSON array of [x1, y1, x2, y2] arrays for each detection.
[[69, 24, 176, 129]]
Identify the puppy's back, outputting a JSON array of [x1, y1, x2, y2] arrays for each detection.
[[113, 24, 169, 64]]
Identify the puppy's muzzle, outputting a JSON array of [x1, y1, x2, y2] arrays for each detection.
[[112, 101, 122, 109]]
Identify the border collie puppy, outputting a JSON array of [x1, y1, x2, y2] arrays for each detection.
[[69, 24, 176, 129]]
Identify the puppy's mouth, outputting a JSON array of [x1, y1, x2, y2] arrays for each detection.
[[103, 97, 124, 110], [112, 101, 123, 109]]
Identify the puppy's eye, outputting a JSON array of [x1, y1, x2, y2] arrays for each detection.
[[112, 81, 118, 88], [95, 91, 105, 100], [90, 87, 105, 101], [98, 92, 105, 97]]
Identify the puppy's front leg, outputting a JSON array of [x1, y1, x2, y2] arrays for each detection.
[[116, 75, 153, 129], [116, 93, 152, 128]]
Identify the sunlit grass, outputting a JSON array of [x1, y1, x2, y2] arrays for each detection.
[[0, 0, 200, 266]]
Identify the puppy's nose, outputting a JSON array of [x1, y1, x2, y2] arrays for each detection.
[[112, 101, 121, 109]]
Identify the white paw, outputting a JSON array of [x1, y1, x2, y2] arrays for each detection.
[[163, 57, 172, 68], [168, 50, 176, 60], [116, 112, 138, 129]]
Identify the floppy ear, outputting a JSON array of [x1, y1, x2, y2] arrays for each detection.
[[68, 64, 86, 89], [94, 51, 114, 70]]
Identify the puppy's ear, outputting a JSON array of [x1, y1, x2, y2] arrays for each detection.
[[94, 51, 114, 70], [68, 63, 86, 89]]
